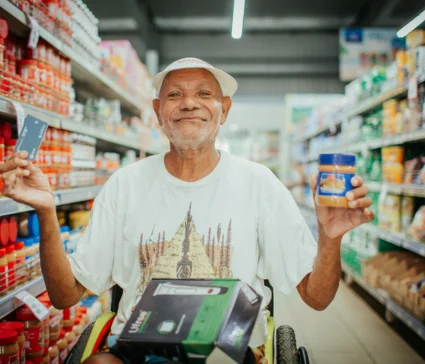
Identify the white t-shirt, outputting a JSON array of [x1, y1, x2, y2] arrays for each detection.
[[68, 151, 317, 348]]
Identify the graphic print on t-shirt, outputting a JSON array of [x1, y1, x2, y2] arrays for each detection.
[[136, 203, 233, 297]]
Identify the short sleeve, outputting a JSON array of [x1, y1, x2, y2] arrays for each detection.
[[257, 169, 317, 295], [67, 179, 117, 296]]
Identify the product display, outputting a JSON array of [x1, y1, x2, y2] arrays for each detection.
[[316, 153, 356, 208]]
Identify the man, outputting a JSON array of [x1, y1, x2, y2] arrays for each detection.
[[1, 58, 373, 363]]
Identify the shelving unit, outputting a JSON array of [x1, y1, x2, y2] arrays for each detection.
[[342, 263, 425, 341], [296, 85, 410, 144], [0, 0, 142, 115], [366, 182, 425, 198], [0, 276, 46, 319], [0, 185, 102, 217], [299, 128, 425, 164]]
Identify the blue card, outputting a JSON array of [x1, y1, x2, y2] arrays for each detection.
[[14, 115, 48, 161]]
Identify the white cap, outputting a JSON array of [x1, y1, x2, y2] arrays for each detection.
[[154, 57, 238, 97]]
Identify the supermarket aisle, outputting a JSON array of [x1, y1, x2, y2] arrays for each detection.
[[274, 282, 425, 364]]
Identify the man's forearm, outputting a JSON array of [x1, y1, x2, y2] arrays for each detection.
[[38, 207, 85, 308], [298, 223, 342, 310]]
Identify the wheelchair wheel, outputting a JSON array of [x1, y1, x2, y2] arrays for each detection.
[[276, 325, 299, 364]]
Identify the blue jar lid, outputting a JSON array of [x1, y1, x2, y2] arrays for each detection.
[[21, 237, 34, 247], [319, 153, 356, 166], [60, 226, 70, 233], [28, 214, 40, 237]]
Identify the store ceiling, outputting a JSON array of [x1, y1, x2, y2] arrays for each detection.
[[86, 0, 425, 96]]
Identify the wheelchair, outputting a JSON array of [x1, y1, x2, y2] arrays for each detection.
[[65, 281, 309, 364]]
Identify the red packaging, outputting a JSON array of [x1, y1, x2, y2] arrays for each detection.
[[16, 306, 45, 358], [0, 322, 25, 364], [0, 218, 9, 246], [0, 248, 7, 294], [2, 122, 12, 140], [6, 244, 16, 289], [0, 17, 9, 39], [8, 217, 18, 244], [0, 330, 19, 364]]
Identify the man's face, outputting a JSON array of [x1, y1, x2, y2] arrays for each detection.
[[153, 68, 232, 151]]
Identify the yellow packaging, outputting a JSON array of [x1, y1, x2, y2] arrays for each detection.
[[396, 50, 407, 68], [383, 100, 398, 135], [379, 194, 401, 232], [407, 30, 425, 50], [401, 197, 414, 233], [68, 211, 91, 231]]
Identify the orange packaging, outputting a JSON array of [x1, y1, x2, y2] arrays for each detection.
[[396, 50, 407, 68]]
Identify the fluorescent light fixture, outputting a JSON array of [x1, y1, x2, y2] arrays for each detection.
[[397, 9, 425, 38], [231, 0, 245, 39]]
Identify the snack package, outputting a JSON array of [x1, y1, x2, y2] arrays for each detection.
[[401, 197, 415, 234], [379, 194, 401, 232], [409, 206, 425, 242]]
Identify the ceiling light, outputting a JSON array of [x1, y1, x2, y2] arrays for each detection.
[[231, 0, 245, 39], [397, 9, 425, 38]]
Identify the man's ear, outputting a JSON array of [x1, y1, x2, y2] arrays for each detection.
[[220, 97, 232, 125], [153, 99, 162, 126]]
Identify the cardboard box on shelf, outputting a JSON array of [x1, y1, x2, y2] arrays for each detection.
[[118, 279, 262, 364]]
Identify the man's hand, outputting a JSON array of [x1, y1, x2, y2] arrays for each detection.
[[1, 151, 54, 213], [311, 174, 374, 240]]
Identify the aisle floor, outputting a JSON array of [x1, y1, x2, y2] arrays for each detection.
[[274, 282, 425, 364]]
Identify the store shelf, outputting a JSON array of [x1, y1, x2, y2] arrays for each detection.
[[341, 263, 425, 341], [71, 160, 97, 169], [299, 128, 425, 164], [343, 86, 408, 120], [361, 224, 425, 257], [0, 97, 61, 129], [366, 182, 425, 198], [0, 185, 102, 217], [0, 0, 141, 115], [0, 276, 46, 319], [61, 119, 140, 150]]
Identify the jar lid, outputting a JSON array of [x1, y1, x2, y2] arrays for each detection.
[[318, 153, 356, 166], [28, 214, 40, 237], [74, 318, 81, 325], [0, 248, 5, 257], [0, 219, 10, 246], [21, 237, 34, 247], [0, 137, 4, 144], [6, 244, 15, 253], [2, 123, 12, 140], [0, 17, 9, 39], [19, 59, 38, 66], [77, 306, 87, 314], [0, 321, 25, 334], [5, 138, 17, 147], [8, 217, 18, 244], [0, 330, 18, 345], [15, 241, 24, 250], [60, 226, 70, 233], [59, 330, 66, 339], [16, 306, 38, 321]]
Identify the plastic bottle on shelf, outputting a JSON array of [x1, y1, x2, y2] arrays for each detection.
[[16, 306, 45, 362], [0, 322, 26, 364], [6, 244, 16, 292], [14, 241, 26, 285], [57, 331, 68, 364], [9, 216, 18, 244], [22, 237, 35, 280], [0, 218, 9, 247], [0, 330, 19, 364], [0, 248, 7, 295]]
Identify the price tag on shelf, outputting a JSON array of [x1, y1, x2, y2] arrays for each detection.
[[27, 16, 40, 50], [15, 291, 49, 321], [408, 77, 418, 100], [10, 101, 26, 135]]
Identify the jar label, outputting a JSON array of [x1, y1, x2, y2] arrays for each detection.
[[24, 326, 44, 354], [317, 172, 354, 197], [0, 352, 19, 364]]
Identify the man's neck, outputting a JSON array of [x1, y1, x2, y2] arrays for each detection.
[[164, 144, 221, 182]]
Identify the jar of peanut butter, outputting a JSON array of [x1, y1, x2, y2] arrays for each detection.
[[315, 154, 357, 208], [0, 330, 19, 364]]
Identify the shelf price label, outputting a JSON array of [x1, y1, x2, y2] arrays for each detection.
[[408, 77, 418, 100], [11, 102, 26, 135], [27, 16, 40, 50], [15, 291, 49, 321]]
